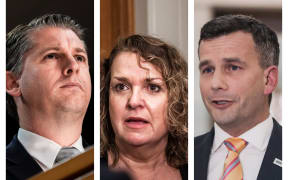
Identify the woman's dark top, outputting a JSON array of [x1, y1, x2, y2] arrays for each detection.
[[100, 156, 188, 180], [100, 156, 132, 180]]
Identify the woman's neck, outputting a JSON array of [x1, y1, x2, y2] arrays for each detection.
[[108, 138, 181, 180]]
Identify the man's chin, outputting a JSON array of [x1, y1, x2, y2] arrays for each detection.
[[55, 101, 88, 114], [211, 113, 237, 126]]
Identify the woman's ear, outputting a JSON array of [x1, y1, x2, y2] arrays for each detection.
[[6, 71, 21, 97], [263, 66, 278, 95]]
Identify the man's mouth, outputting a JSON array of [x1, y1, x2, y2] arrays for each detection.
[[60, 82, 83, 90], [211, 99, 233, 109], [212, 100, 230, 105]]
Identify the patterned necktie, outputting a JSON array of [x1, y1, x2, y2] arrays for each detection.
[[220, 137, 248, 180], [54, 147, 80, 165]]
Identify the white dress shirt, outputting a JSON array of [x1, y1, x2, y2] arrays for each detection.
[[17, 128, 85, 171], [207, 115, 273, 180]]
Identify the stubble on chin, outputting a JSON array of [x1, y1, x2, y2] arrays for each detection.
[[53, 92, 90, 115], [210, 107, 246, 134], [207, 102, 236, 124]]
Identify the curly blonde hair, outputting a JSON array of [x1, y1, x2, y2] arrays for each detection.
[[101, 34, 188, 168]]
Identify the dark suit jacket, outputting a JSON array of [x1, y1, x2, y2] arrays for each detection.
[[6, 135, 90, 180], [195, 119, 282, 180]]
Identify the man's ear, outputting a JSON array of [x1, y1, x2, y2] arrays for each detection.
[[6, 71, 21, 97], [263, 66, 278, 95]]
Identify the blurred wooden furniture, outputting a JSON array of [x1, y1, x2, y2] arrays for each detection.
[[100, 0, 135, 61], [29, 147, 94, 180]]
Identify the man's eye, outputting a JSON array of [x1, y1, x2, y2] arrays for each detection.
[[75, 55, 86, 62], [114, 83, 129, 91], [228, 65, 241, 71], [148, 84, 161, 93], [45, 53, 58, 60], [202, 67, 214, 74]]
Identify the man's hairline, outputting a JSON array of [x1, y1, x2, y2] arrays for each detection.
[[197, 30, 269, 70]]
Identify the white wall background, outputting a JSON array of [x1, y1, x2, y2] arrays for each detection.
[[194, 0, 282, 136], [134, 0, 188, 60]]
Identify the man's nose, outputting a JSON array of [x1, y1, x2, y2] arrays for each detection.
[[127, 88, 144, 110], [63, 55, 79, 76], [211, 70, 228, 91]]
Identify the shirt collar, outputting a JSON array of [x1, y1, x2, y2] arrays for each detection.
[[212, 115, 273, 153], [18, 128, 84, 170]]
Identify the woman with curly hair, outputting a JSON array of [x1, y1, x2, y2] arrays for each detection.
[[101, 34, 188, 180]]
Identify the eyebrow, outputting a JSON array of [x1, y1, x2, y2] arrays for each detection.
[[75, 47, 87, 54], [39, 47, 60, 55], [112, 77, 129, 83], [223, 57, 247, 66], [39, 47, 87, 55], [199, 57, 247, 70], [199, 60, 210, 70], [145, 77, 164, 83], [112, 76, 164, 83]]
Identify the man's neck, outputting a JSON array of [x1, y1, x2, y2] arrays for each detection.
[[19, 109, 84, 146]]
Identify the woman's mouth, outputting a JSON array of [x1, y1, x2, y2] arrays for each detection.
[[124, 117, 149, 129]]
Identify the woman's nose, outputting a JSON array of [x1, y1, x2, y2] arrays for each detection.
[[127, 88, 144, 110]]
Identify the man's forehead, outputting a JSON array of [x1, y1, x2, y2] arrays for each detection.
[[199, 32, 256, 58], [28, 26, 86, 50], [200, 31, 253, 47], [200, 31, 254, 43]]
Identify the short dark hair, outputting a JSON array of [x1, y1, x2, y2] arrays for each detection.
[[199, 14, 280, 104], [6, 14, 86, 119], [101, 34, 188, 168]]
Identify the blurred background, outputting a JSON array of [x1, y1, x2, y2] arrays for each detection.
[[100, 0, 188, 61], [194, 0, 282, 136]]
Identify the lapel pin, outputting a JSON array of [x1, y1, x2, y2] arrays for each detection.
[[273, 158, 282, 167]]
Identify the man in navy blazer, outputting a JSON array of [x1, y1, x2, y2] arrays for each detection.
[[6, 14, 92, 179], [195, 15, 281, 180]]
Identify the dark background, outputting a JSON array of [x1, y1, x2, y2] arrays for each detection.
[[6, 0, 94, 145]]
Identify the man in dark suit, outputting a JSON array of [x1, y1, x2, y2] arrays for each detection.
[[6, 14, 92, 179], [195, 15, 281, 180]]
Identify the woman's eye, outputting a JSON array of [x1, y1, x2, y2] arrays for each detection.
[[115, 83, 129, 91], [148, 84, 161, 92]]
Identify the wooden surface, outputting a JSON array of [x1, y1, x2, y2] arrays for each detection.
[[100, 0, 135, 61], [29, 147, 94, 180]]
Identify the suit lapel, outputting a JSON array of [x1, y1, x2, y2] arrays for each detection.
[[82, 138, 90, 148], [7, 136, 43, 179], [194, 128, 214, 180], [257, 119, 282, 180]]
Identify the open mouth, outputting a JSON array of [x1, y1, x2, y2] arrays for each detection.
[[125, 118, 149, 123], [125, 117, 149, 128], [211, 100, 233, 109], [212, 100, 230, 105]]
